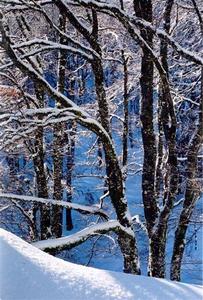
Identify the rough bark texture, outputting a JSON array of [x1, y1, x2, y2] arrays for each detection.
[[52, 122, 63, 238], [156, 0, 175, 198], [134, 0, 158, 237], [33, 86, 51, 240], [65, 121, 75, 231], [134, 0, 160, 276], [121, 50, 129, 167], [51, 12, 67, 238], [155, 97, 164, 199]]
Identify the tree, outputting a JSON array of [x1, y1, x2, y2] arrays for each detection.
[[0, 0, 202, 281]]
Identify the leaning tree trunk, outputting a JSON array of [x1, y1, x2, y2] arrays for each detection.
[[92, 60, 140, 272], [91, 26, 140, 274], [63, 4, 140, 274]]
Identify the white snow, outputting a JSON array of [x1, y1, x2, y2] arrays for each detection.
[[0, 228, 202, 300]]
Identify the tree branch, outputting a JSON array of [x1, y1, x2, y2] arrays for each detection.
[[0, 193, 109, 220]]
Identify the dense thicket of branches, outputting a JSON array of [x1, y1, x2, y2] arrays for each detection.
[[0, 0, 202, 282]]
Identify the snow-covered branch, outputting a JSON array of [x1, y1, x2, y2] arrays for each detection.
[[33, 220, 120, 252], [71, 0, 203, 65], [0, 16, 113, 147], [12, 39, 94, 62], [0, 193, 109, 220]]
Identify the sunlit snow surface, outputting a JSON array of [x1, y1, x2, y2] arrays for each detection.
[[0, 229, 202, 300]]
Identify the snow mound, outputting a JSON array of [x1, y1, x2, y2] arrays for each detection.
[[0, 229, 202, 300]]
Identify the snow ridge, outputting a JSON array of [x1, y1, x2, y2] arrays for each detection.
[[0, 229, 202, 300]]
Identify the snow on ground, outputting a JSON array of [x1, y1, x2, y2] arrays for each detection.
[[0, 229, 202, 300]]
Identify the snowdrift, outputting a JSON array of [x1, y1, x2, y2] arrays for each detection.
[[0, 229, 202, 300]]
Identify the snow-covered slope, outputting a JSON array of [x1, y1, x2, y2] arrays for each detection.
[[0, 229, 202, 300]]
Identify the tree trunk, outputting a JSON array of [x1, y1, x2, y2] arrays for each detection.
[[170, 69, 203, 281], [33, 125, 50, 240], [121, 50, 129, 168], [52, 123, 64, 238], [90, 11, 140, 274], [51, 11, 67, 238], [134, 0, 178, 278], [33, 85, 51, 240], [134, 0, 158, 236], [65, 121, 75, 231], [148, 0, 177, 278], [91, 52, 140, 275], [169, 3, 203, 280]]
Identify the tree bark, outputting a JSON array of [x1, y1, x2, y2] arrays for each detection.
[[170, 95, 202, 281], [65, 121, 75, 231], [33, 86, 51, 240], [121, 50, 129, 168], [51, 12, 67, 238], [134, 0, 158, 235]]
